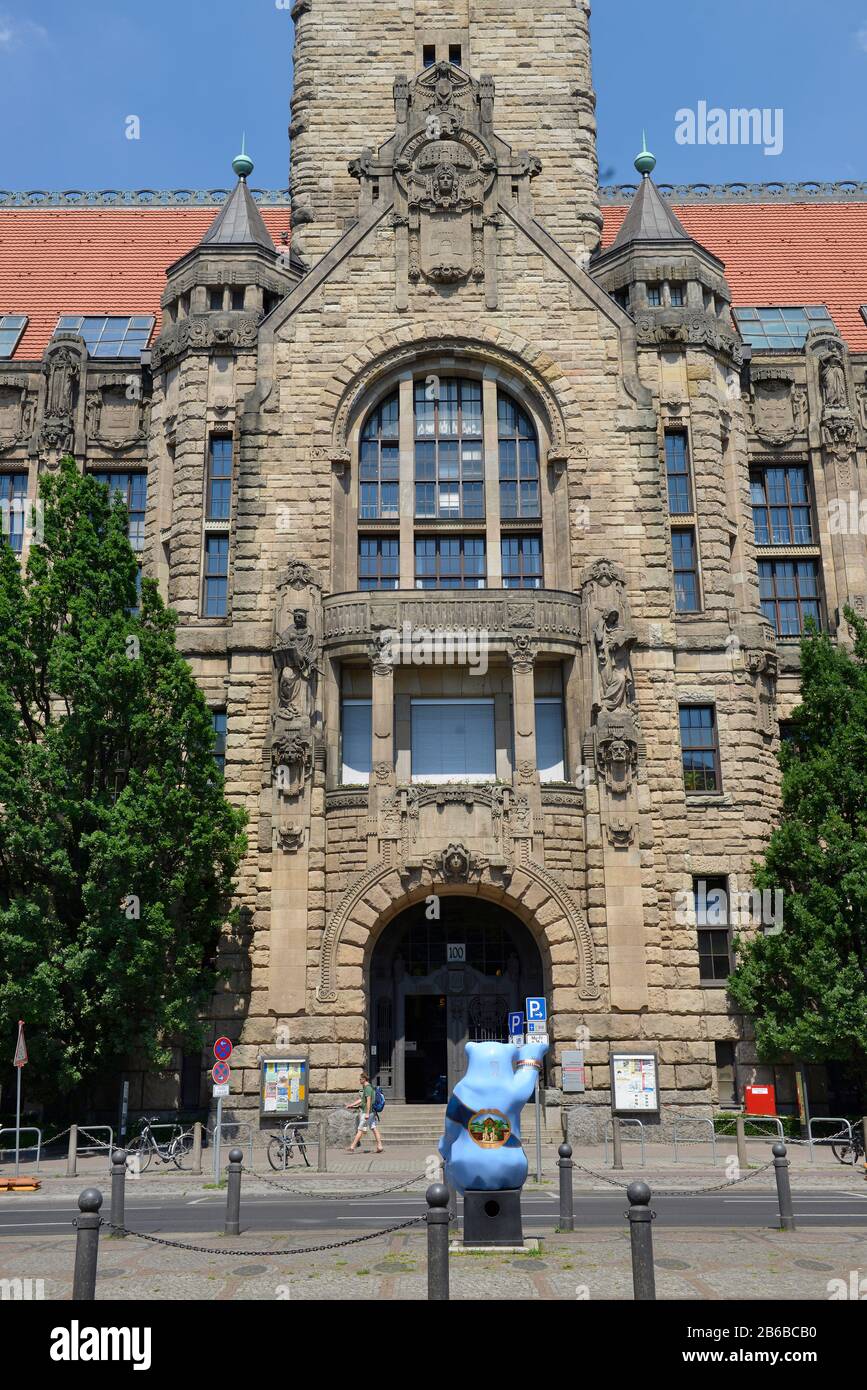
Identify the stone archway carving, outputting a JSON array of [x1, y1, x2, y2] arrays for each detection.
[[327, 329, 576, 467], [316, 858, 599, 1003]]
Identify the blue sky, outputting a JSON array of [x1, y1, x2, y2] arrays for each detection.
[[0, 0, 865, 190]]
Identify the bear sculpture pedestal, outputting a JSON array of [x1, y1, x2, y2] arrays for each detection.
[[462, 1188, 523, 1247]]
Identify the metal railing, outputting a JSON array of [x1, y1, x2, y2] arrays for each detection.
[[604, 1117, 646, 1166], [209, 1120, 254, 1172], [740, 1116, 784, 1142], [806, 1116, 853, 1163], [0, 1126, 42, 1172], [672, 1116, 718, 1166]]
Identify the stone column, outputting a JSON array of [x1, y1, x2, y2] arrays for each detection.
[[368, 641, 395, 864]]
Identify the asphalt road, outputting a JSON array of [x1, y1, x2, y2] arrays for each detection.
[[0, 1186, 865, 1238]]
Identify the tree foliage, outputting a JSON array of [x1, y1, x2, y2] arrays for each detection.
[[728, 609, 867, 1077], [0, 460, 246, 1098]]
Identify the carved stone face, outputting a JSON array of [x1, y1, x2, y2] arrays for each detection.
[[292, 608, 308, 630]]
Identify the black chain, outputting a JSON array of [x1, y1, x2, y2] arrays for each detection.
[[99, 1216, 424, 1256], [247, 1168, 428, 1200], [570, 1156, 775, 1194]]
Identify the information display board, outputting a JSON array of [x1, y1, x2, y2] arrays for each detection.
[[610, 1052, 659, 1115], [259, 1056, 309, 1119]]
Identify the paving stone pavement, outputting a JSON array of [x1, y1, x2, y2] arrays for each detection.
[[2, 1223, 866, 1301]]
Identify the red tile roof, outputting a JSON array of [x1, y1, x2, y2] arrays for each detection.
[[601, 201, 867, 351], [0, 207, 291, 360], [0, 200, 864, 359]]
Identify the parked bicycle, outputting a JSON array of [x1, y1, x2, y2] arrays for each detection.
[[267, 1120, 310, 1170], [125, 1118, 194, 1172], [831, 1126, 865, 1166]]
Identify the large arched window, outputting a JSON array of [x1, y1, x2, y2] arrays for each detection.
[[354, 373, 547, 592]]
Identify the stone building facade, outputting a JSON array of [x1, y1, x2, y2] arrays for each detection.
[[3, 1, 867, 1130]]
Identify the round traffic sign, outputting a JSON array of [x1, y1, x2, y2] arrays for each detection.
[[212, 1060, 230, 1086], [214, 1036, 233, 1062]]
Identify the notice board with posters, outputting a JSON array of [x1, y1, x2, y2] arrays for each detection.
[[259, 1057, 309, 1120], [610, 1052, 660, 1115]]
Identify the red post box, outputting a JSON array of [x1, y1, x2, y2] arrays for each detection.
[[744, 1083, 776, 1117]]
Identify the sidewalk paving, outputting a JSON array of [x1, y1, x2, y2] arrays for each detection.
[[3, 1222, 865, 1301]]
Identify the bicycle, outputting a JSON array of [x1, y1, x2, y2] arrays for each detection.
[[267, 1120, 311, 1170], [831, 1126, 865, 1166], [125, 1117, 194, 1173]]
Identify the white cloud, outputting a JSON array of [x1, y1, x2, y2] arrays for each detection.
[[0, 15, 47, 50]]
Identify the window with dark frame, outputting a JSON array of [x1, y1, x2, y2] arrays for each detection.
[[665, 430, 693, 514], [414, 378, 484, 519], [360, 392, 400, 520], [646, 284, 661, 306], [679, 705, 721, 793], [448, 43, 462, 65], [501, 534, 542, 589], [203, 535, 229, 618], [422, 44, 436, 67], [206, 436, 233, 521], [672, 528, 700, 612], [715, 1041, 738, 1105], [209, 289, 223, 312], [0, 314, 28, 358], [758, 559, 821, 637], [498, 392, 540, 518], [211, 710, 227, 773], [750, 464, 814, 545], [415, 535, 486, 589], [693, 875, 732, 982], [92, 471, 147, 551], [358, 536, 399, 590], [669, 283, 686, 306]]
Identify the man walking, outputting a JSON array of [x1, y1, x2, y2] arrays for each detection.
[[346, 1070, 384, 1154]]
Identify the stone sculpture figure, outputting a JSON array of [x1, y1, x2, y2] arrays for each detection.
[[274, 608, 320, 722], [592, 607, 635, 716], [438, 1038, 549, 1194], [820, 354, 848, 411]]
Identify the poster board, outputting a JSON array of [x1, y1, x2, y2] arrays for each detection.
[[259, 1056, 309, 1120], [610, 1052, 660, 1115]]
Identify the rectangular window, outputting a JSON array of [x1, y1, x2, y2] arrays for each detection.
[[358, 536, 399, 590], [679, 705, 721, 794], [750, 465, 813, 545], [415, 535, 486, 589], [231, 288, 245, 311], [646, 285, 662, 307], [92, 471, 147, 551], [501, 534, 542, 589], [0, 315, 27, 358], [211, 710, 227, 773], [612, 287, 630, 313], [715, 1042, 737, 1105], [207, 436, 233, 521], [759, 559, 821, 636], [203, 535, 229, 618], [694, 876, 732, 982], [672, 528, 700, 612], [341, 699, 372, 784], [0, 473, 28, 553], [665, 430, 693, 514], [733, 305, 835, 351], [536, 699, 565, 782], [422, 43, 436, 67], [498, 393, 540, 519], [669, 282, 686, 307], [448, 43, 462, 65], [55, 315, 155, 358], [414, 379, 484, 519], [209, 289, 223, 312], [411, 699, 496, 782]]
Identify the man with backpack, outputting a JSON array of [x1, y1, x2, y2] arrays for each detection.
[[346, 1070, 385, 1153]]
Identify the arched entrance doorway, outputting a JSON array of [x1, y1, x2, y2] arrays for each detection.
[[369, 897, 545, 1104]]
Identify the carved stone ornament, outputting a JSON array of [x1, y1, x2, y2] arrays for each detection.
[[751, 368, 799, 446], [0, 381, 34, 452], [271, 732, 313, 799], [421, 841, 491, 883], [40, 343, 80, 458], [744, 648, 778, 740], [508, 633, 537, 672], [275, 822, 305, 853], [274, 607, 321, 723], [606, 816, 636, 848], [634, 308, 744, 366], [85, 383, 150, 451], [151, 313, 261, 370]]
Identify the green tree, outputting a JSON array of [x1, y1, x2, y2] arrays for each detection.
[[0, 460, 246, 1101], [728, 609, 867, 1101]]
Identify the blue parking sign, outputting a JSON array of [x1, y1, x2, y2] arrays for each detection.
[[525, 996, 547, 1022], [508, 1011, 524, 1037]]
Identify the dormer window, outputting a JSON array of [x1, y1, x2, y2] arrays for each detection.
[[55, 315, 155, 358]]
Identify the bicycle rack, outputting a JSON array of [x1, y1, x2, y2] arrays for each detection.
[[0, 1127, 42, 1172], [210, 1120, 254, 1170], [672, 1116, 718, 1166], [806, 1116, 854, 1164], [603, 1117, 646, 1166], [75, 1126, 114, 1164]]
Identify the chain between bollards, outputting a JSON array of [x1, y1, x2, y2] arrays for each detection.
[[225, 1148, 243, 1236], [626, 1180, 656, 1301], [72, 1188, 103, 1300], [110, 1148, 127, 1238], [426, 1183, 450, 1301], [557, 1142, 574, 1231], [772, 1141, 796, 1231]]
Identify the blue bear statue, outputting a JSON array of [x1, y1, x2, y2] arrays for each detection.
[[438, 1039, 548, 1193]]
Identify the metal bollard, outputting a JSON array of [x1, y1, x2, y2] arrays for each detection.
[[735, 1114, 749, 1170], [191, 1121, 203, 1176], [626, 1181, 656, 1301], [317, 1118, 327, 1173], [426, 1183, 450, 1301], [225, 1148, 243, 1236], [772, 1142, 796, 1231], [110, 1149, 127, 1238], [72, 1188, 103, 1301], [66, 1125, 78, 1178], [557, 1142, 574, 1232], [611, 1117, 623, 1170]]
